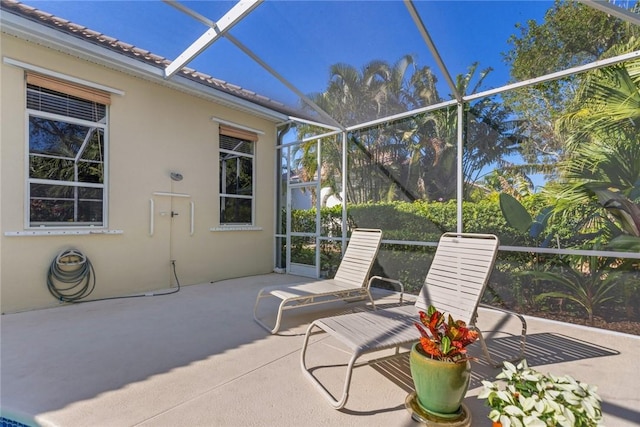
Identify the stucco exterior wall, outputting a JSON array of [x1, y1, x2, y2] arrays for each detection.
[[0, 34, 277, 313]]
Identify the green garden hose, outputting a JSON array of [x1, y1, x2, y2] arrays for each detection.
[[47, 249, 96, 302]]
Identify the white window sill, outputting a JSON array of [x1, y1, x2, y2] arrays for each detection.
[[210, 226, 263, 232], [4, 229, 123, 236]]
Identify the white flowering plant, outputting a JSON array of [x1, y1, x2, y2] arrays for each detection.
[[478, 360, 603, 427]]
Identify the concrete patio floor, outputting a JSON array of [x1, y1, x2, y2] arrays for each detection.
[[1, 273, 639, 427]]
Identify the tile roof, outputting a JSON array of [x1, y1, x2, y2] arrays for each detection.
[[0, 0, 306, 119]]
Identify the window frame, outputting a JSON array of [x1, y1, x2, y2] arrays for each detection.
[[219, 133, 256, 226], [25, 84, 109, 229]]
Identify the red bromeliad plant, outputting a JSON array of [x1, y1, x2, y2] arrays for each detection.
[[414, 305, 479, 363]]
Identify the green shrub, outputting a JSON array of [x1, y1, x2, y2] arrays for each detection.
[[286, 198, 637, 321]]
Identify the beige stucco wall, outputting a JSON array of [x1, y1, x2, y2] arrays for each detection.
[[0, 34, 278, 313]]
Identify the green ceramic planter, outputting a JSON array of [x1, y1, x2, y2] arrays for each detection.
[[409, 342, 471, 418]]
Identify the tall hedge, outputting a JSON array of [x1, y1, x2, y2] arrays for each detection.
[[287, 197, 639, 323]]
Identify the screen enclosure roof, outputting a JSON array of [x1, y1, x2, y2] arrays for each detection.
[[4, 0, 640, 129]]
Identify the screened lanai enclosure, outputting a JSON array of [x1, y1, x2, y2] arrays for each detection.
[[265, 0, 640, 333], [20, 0, 640, 332]]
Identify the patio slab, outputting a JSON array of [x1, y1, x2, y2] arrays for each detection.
[[1, 273, 638, 426]]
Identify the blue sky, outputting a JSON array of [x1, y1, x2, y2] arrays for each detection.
[[26, 0, 553, 107], [24, 0, 562, 191]]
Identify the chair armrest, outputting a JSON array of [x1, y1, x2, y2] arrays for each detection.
[[478, 303, 527, 330], [367, 276, 404, 304]]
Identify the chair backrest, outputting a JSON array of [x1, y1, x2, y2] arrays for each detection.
[[415, 233, 499, 324], [333, 228, 383, 287]]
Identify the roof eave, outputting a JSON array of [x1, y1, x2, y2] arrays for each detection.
[[0, 10, 289, 123]]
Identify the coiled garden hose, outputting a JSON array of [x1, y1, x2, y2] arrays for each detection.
[[47, 249, 96, 302]]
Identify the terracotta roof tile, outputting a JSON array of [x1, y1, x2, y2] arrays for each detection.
[[1, 0, 306, 118]]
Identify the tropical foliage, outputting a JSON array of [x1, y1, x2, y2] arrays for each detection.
[[281, 1, 640, 334], [522, 255, 622, 325], [502, 0, 639, 168], [296, 58, 522, 204], [413, 305, 478, 362], [479, 360, 603, 427], [547, 37, 640, 251]]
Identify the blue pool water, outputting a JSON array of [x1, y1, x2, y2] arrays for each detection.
[[0, 417, 30, 427], [0, 411, 37, 427]]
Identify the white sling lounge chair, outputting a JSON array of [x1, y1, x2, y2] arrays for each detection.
[[253, 228, 386, 334], [300, 232, 527, 409]]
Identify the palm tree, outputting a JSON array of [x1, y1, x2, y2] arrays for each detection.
[[309, 55, 416, 127], [302, 55, 423, 203], [524, 255, 621, 326], [551, 39, 640, 248], [299, 58, 526, 204], [399, 63, 524, 201]]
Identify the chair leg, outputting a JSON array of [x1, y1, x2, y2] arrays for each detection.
[[475, 307, 527, 368], [253, 291, 288, 334], [300, 321, 360, 410], [365, 289, 376, 310], [476, 328, 500, 368], [270, 299, 288, 334]]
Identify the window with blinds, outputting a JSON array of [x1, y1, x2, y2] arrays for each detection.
[[26, 74, 108, 228], [27, 84, 107, 123], [219, 130, 256, 225]]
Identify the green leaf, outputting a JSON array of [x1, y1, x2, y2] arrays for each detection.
[[499, 193, 533, 233], [440, 336, 451, 355], [607, 235, 640, 251]]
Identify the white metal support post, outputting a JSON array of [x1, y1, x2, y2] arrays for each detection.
[[456, 103, 464, 233], [164, 0, 263, 78]]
